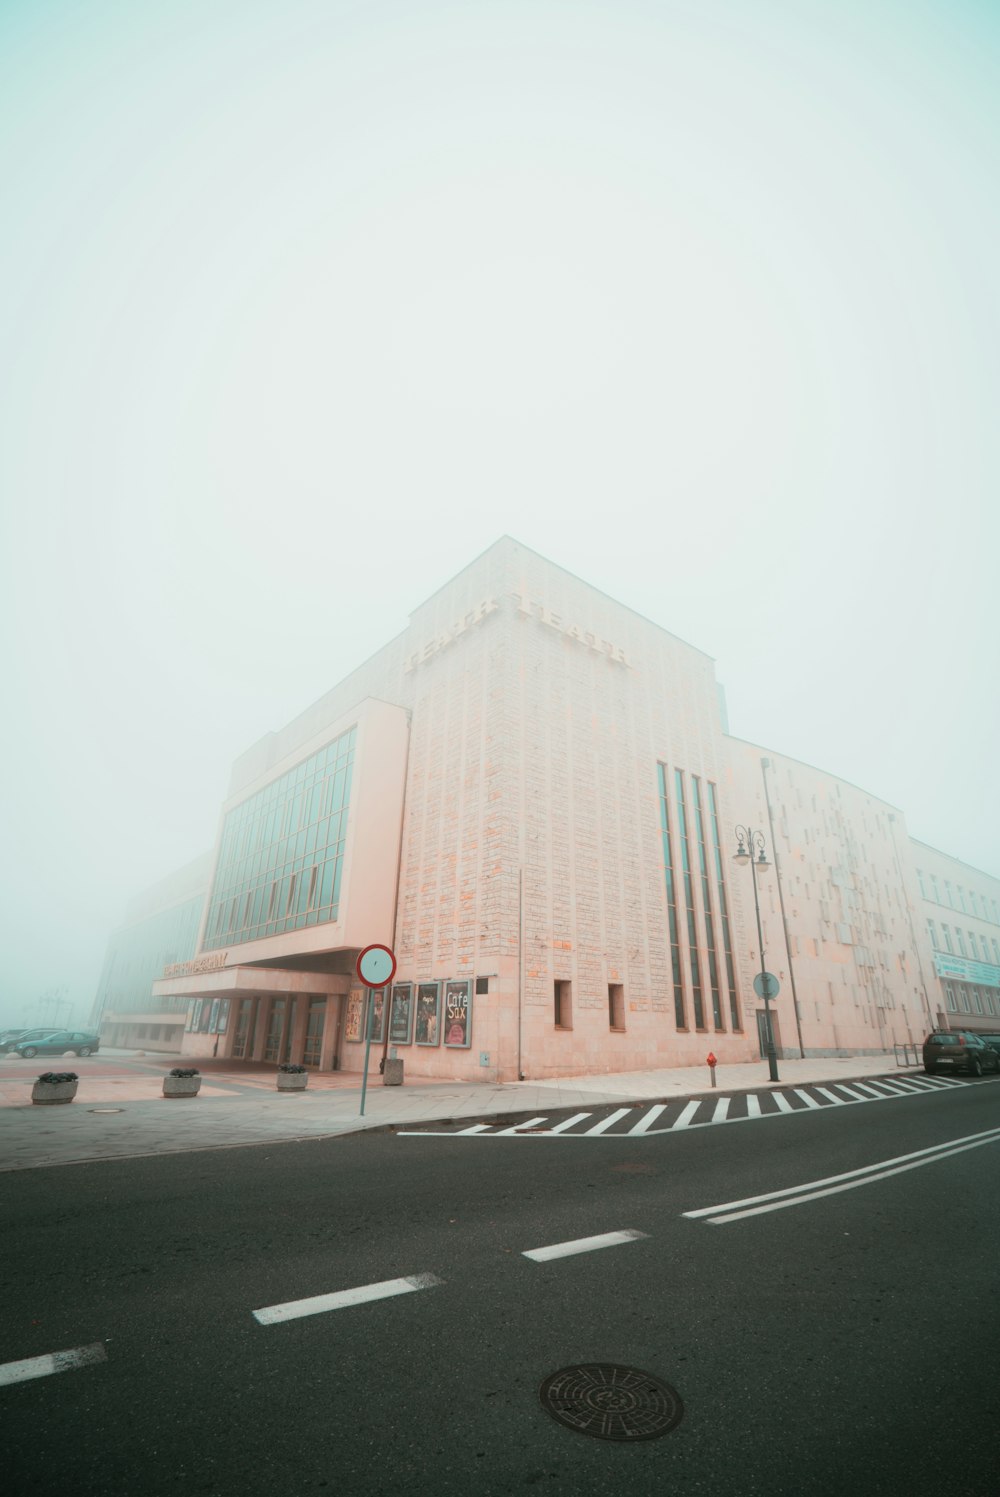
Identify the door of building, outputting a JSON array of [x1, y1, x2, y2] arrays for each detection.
[[264, 999, 286, 1063], [756, 1010, 774, 1059]]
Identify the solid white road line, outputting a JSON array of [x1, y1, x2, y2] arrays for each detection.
[[0, 1342, 107, 1387], [684, 1125, 1000, 1225], [745, 1094, 762, 1119], [523, 1229, 649, 1263], [253, 1273, 443, 1325], [549, 1112, 593, 1134], [771, 1091, 795, 1112], [585, 1107, 633, 1135], [495, 1116, 548, 1134], [629, 1104, 668, 1134], [814, 1086, 849, 1106], [711, 1097, 730, 1124], [672, 1101, 701, 1129], [792, 1089, 821, 1109]]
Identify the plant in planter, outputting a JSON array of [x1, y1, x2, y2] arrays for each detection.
[[162, 1067, 202, 1099], [31, 1071, 79, 1106], [276, 1063, 309, 1091]]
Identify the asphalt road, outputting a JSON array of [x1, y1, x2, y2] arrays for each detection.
[[4, 1079, 999, 1497]]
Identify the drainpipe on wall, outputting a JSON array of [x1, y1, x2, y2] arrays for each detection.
[[760, 757, 806, 1059], [380, 711, 412, 1074], [518, 867, 525, 1080]]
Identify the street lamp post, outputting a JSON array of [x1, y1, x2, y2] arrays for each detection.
[[734, 826, 780, 1083]]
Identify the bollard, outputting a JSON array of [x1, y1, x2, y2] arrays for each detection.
[[707, 1052, 717, 1089]]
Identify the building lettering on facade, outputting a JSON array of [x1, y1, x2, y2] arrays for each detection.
[[511, 592, 631, 665], [403, 598, 499, 672], [163, 951, 229, 979]]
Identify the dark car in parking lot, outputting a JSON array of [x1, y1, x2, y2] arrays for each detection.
[[0, 1028, 60, 1054], [980, 1034, 1000, 1059], [923, 1030, 1000, 1076], [11, 1030, 101, 1059]]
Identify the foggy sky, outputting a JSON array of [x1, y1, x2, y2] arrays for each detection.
[[1, 0, 997, 1030]]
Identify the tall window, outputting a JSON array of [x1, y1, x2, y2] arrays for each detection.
[[931, 875, 941, 903], [707, 780, 740, 1030], [942, 924, 954, 953], [692, 776, 723, 1029], [658, 766, 686, 1028], [957, 929, 968, 957], [957, 887, 967, 913], [917, 869, 927, 898], [675, 770, 705, 1029], [927, 919, 939, 949], [203, 724, 355, 950]]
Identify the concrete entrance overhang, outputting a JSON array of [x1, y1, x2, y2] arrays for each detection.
[[152, 966, 351, 1002]]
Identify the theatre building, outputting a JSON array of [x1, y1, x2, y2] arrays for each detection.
[[140, 536, 994, 1079]]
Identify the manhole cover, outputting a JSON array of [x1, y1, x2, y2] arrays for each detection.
[[539, 1364, 683, 1442], [88, 1108, 125, 1114]]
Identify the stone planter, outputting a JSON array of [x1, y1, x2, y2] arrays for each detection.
[[276, 1071, 308, 1091], [32, 1072, 79, 1106], [163, 1072, 202, 1099], [383, 1058, 404, 1086]]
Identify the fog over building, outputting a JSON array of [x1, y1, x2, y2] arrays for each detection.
[[91, 538, 1000, 1076]]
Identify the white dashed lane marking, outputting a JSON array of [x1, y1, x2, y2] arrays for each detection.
[[0, 1342, 106, 1387], [252, 1273, 443, 1325], [522, 1229, 649, 1262]]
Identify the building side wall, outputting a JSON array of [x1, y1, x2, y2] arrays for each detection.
[[910, 841, 1000, 1030], [726, 742, 937, 1055]]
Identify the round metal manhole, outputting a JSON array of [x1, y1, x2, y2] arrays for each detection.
[[539, 1364, 683, 1442], [88, 1108, 125, 1114]]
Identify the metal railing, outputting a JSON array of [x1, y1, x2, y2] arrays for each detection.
[[893, 1043, 922, 1068]]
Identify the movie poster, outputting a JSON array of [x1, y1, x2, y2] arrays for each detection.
[[345, 989, 365, 1042], [389, 983, 413, 1045], [368, 987, 387, 1044], [443, 980, 472, 1048], [415, 983, 441, 1046]]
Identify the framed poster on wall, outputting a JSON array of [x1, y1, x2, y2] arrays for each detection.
[[389, 983, 413, 1044], [345, 989, 365, 1042], [368, 987, 387, 1044], [443, 980, 472, 1048], [415, 982, 441, 1046]]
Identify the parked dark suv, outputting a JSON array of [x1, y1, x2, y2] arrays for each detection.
[[923, 1030, 1000, 1077]]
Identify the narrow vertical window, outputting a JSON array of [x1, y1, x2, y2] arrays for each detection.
[[554, 981, 573, 1029], [927, 919, 938, 949], [917, 869, 927, 898], [942, 924, 953, 953], [707, 781, 740, 1030], [608, 984, 625, 1031], [692, 776, 723, 1029], [675, 769, 705, 1029], [658, 765, 686, 1028]]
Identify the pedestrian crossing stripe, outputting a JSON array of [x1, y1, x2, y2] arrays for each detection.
[[397, 1072, 974, 1139]]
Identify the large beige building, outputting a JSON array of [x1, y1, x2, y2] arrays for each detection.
[[122, 537, 997, 1078]]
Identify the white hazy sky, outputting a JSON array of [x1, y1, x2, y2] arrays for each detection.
[[1, 0, 998, 1028]]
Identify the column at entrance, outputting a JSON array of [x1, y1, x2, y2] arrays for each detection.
[[288, 998, 309, 1065]]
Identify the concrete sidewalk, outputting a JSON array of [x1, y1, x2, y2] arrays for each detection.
[[0, 1052, 930, 1173]]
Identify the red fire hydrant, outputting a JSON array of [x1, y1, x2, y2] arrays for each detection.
[[707, 1051, 718, 1089]]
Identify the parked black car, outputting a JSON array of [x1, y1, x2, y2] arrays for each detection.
[[12, 1030, 101, 1059], [980, 1034, 1000, 1059], [923, 1030, 1000, 1077], [0, 1028, 59, 1055]]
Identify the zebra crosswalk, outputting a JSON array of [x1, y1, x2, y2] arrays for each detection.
[[398, 1071, 974, 1140]]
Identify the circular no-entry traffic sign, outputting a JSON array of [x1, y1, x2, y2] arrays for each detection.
[[356, 944, 397, 988]]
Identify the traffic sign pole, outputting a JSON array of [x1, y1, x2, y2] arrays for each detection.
[[359, 997, 374, 1117], [355, 945, 397, 1118]]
